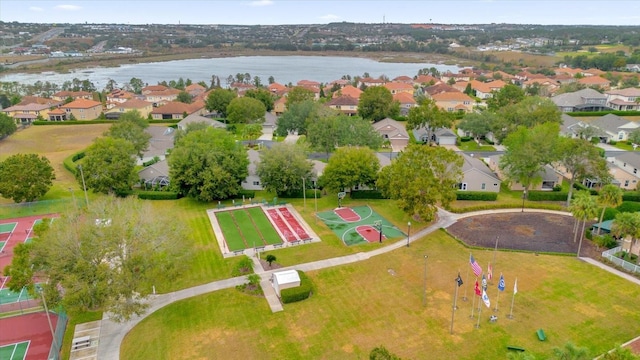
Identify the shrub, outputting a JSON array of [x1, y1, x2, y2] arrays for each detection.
[[552, 184, 562, 192], [622, 192, 640, 202], [603, 207, 619, 221], [593, 234, 617, 249], [136, 191, 180, 200], [586, 228, 593, 240], [567, 110, 640, 117], [527, 191, 568, 201], [237, 189, 256, 199], [350, 190, 389, 199], [616, 201, 640, 213], [231, 256, 254, 277], [609, 140, 618, 145], [456, 191, 498, 201], [148, 119, 180, 125], [572, 182, 598, 195], [280, 270, 313, 304], [282, 189, 322, 199], [459, 136, 472, 142], [447, 202, 563, 213]]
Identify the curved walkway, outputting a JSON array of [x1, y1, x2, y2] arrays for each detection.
[[96, 208, 637, 359]]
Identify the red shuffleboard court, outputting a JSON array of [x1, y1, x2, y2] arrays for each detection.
[[0, 312, 58, 360], [266, 209, 297, 242], [334, 207, 361, 222], [277, 207, 310, 240], [356, 225, 385, 243]]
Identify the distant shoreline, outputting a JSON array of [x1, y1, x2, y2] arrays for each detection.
[[1, 49, 469, 76]]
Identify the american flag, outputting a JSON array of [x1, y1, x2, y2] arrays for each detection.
[[470, 254, 482, 277]]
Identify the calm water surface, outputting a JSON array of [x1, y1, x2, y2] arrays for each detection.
[[0, 56, 462, 88]]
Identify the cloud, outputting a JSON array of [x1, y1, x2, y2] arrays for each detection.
[[319, 14, 340, 21], [29, 6, 44, 12], [248, 0, 273, 7], [55, 4, 82, 11]]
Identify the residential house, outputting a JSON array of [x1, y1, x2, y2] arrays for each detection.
[[62, 98, 103, 120], [51, 91, 93, 102], [268, 82, 288, 97], [551, 88, 610, 113], [3, 103, 52, 123], [383, 82, 414, 95], [522, 77, 559, 96], [106, 99, 154, 119], [185, 83, 206, 97], [577, 76, 611, 90], [47, 108, 67, 121], [559, 114, 591, 138], [393, 75, 414, 84], [333, 85, 362, 100], [470, 79, 506, 99], [431, 92, 474, 113], [413, 74, 440, 86], [423, 83, 460, 97], [143, 86, 180, 106], [583, 68, 606, 77], [458, 154, 501, 192], [606, 88, 640, 111], [552, 73, 576, 86], [393, 92, 417, 115], [554, 67, 584, 77], [607, 152, 640, 190], [626, 64, 640, 72], [373, 118, 409, 152], [412, 127, 457, 145], [452, 81, 469, 93], [177, 113, 226, 131], [139, 126, 175, 165], [590, 114, 640, 142], [297, 80, 320, 89], [440, 71, 470, 83], [357, 77, 386, 88], [106, 89, 136, 104], [487, 71, 515, 83], [230, 82, 256, 96], [488, 155, 563, 191], [273, 97, 287, 116], [17, 96, 62, 108], [138, 159, 170, 189], [242, 149, 263, 191], [326, 95, 358, 115], [151, 100, 205, 120]]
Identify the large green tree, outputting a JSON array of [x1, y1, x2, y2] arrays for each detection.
[[406, 98, 454, 145], [319, 147, 380, 192], [0, 153, 55, 203], [307, 115, 383, 159], [169, 127, 248, 201], [118, 110, 149, 128], [275, 100, 331, 137], [0, 112, 17, 139], [500, 123, 560, 194], [285, 87, 315, 108], [358, 86, 399, 121], [255, 143, 313, 197], [205, 88, 237, 116], [80, 137, 137, 195], [457, 111, 496, 140], [104, 120, 152, 158], [596, 184, 623, 235], [226, 97, 266, 124], [242, 123, 263, 147], [555, 137, 610, 206], [377, 145, 463, 221], [494, 96, 561, 142], [3, 196, 191, 322], [487, 84, 525, 111], [612, 212, 640, 257], [244, 88, 275, 112]]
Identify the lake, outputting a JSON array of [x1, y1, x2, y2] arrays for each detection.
[[0, 56, 462, 89]]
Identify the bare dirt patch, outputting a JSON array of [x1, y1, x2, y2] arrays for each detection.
[[447, 212, 599, 257]]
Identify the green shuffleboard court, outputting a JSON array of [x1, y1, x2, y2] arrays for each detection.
[[0, 341, 29, 360], [215, 207, 284, 251], [0, 222, 17, 234], [317, 205, 406, 246]]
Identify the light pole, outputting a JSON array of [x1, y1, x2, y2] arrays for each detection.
[[314, 181, 318, 224], [521, 190, 526, 212], [79, 165, 89, 207], [422, 255, 428, 307], [302, 177, 306, 209], [406, 221, 411, 247], [69, 188, 77, 211]]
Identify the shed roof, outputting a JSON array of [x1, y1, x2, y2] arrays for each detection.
[[273, 270, 300, 284]]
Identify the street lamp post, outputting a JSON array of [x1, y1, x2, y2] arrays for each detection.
[[79, 165, 89, 207], [302, 177, 306, 209], [422, 255, 428, 307], [521, 190, 526, 212], [69, 188, 77, 211], [406, 221, 411, 247]]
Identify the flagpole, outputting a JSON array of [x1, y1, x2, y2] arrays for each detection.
[[475, 298, 482, 329], [508, 277, 517, 319], [462, 264, 469, 301], [450, 272, 460, 334], [491, 236, 499, 284], [494, 290, 500, 312], [469, 288, 475, 318]]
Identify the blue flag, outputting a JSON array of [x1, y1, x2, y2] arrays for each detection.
[[498, 274, 505, 292]]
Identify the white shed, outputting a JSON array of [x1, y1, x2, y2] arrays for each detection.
[[271, 270, 301, 297]]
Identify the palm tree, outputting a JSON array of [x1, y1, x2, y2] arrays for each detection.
[[612, 212, 640, 260], [552, 342, 590, 360], [596, 184, 623, 235], [569, 190, 599, 257]]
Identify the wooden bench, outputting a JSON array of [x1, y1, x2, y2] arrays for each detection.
[[536, 329, 547, 341], [273, 243, 283, 248], [72, 336, 91, 350], [291, 240, 301, 246], [507, 345, 525, 352], [233, 250, 244, 255], [255, 246, 265, 252], [303, 238, 313, 244]]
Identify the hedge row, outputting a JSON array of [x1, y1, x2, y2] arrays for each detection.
[[456, 191, 498, 201], [527, 191, 569, 201], [33, 120, 117, 125], [280, 270, 313, 304], [282, 190, 322, 199], [447, 202, 564, 213], [137, 191, 180, 200], [148, 119, 180, 124], [573, 182, 598, 195], [350, 190, 389, 199], [623, 192, 640, 202], [567, 110, 640, 117], [237, 189, 256, 199]]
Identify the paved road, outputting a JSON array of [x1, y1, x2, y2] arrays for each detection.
[[96, 207, 638, 359]]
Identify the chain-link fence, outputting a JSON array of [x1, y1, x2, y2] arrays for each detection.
[[0, 198, 86, 219], [47, 307, 68, 360]]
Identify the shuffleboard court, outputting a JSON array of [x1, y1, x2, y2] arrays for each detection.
[[232, 210, 267, 247], [245, 207, 283, 245], [215, 212, 247, 251], [0, 341, 29, 360]]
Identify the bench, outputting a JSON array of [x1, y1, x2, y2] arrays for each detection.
[[507, 345, 525, 352], [536, 329, 546, 341], [303, 238, 313, 244], [233, 250, 244, 255], [72, 336, 91, 350], [291, 240, 301, 246], [255, 246, 265, 252], [273, 243, 283, 248]]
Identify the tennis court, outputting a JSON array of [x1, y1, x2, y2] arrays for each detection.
[[0, 341, 29, 360], [317, 205, 406, 246]]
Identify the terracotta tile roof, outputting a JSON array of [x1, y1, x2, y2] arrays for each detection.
[[53, 90, 92, 98], [4, 103, 51, 112], [393, 92, 416, 104], [185, 83, 206, 92], [384, 82, 414, 92], [577, 76, 611, 85], [431, 92, 474, 102], [329, 79, 350, 86], [607, 88, 640, 97], [471, 79, 506, 93], [327, 95, 359, 106], [554, 67, 584, 75], [64, 98, 102, 109], [424, 83, 460, 95], [584, 68, 606, 76], [414, 75, 440, 85], [142, 85, 168, 92], [17, 96, 61, 107], [151, 101, 203, 115], [334, 85, 362, 99], [120, 99, 153, 109], [48, 108, 65, 115], [297, 80, 320, 87], [393, 75, 413, 83]]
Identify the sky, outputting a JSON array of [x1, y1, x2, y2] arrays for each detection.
[[1, 0, 639, 26]]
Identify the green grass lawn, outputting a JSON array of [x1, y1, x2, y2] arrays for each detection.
[[121, 229, 640, 360], [245, 207, 283, 245], [456, 140, 496, 152]]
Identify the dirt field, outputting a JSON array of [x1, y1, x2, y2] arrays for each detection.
[[447, 212, 600, 257], [0, 124, 111, 201]]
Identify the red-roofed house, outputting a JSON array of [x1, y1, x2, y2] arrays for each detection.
[[62, 99, 103, 120], [384, 82, 415, 95], [414, 75, 440, 86], [357, 77, 386, 88], [143, 87, 180, 106], [393, 75, 413, 84], [578, 76, 611, 90], [107, 89, 136, 104], [326, 95, 358, 115], [272, 97, 287, 116], [297, 80, 320, 88], [185, 83, 206, 97], [393, 92, 417, 115], [471, 80, 507, 99], [106, 99, 154, 118], [3, 103, 52, 123], [48, 108, 67, 121], [431, 92, 474, 113], [51, 91, 93, 102], [333, 85, 362, 100], [151, 101, 206, 120], [268, 83, 288, 96]]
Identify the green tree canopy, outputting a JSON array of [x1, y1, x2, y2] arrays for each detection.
[[173, 121, 212, 144], [500, 122, 560, 193], [612, 212, 640, 255], [176, 91, 192, 104], [307, 115, 383, 158], [406, 98, 454, 145], [242, 123, 263, 147], [487, 84, 525, 111], [244, 88, 275, 112], [169, 127, 248, 201], [104, 119, 152, 158], [358, 86, 399, 121], [457, 111, 496, 140], [377, 145, 463, 221], [255, 142, 313, 197], [80, 137, 137, 195], [285, 86, 316, 108], [226, 97, 266, 124], [568, 190, 599, 256], [596, 184, 624, 235], [319, 146, 380, 192], [275, 100, 328, 137], [205, 88, 237, 116], [0, 153, 55, 203], [118, 110, 149, 128], [3, 196, 191, 322], [0, 112, 17, 139], [494, 96, 561, 142], [129, 77, 144, 94]]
